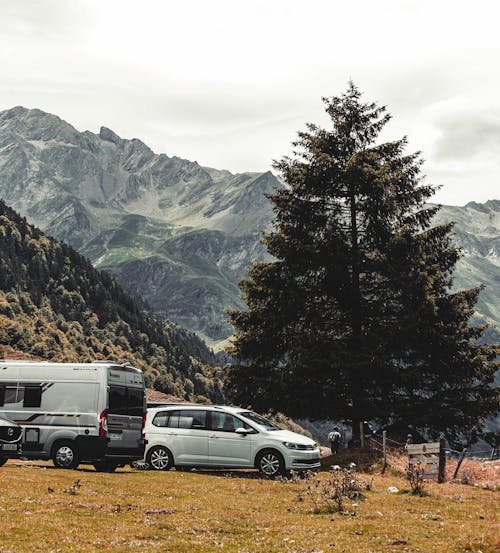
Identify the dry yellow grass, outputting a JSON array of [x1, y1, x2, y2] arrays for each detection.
[[0, 460, 498, 553]]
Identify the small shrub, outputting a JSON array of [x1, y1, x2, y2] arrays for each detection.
[[460, 469, 473, 486], [298, 463, 367, 514], [407, 465, 425, 496]]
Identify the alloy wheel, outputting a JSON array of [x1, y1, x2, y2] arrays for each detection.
[[260, 452, 281, 476], [149, 447, 171, 470]]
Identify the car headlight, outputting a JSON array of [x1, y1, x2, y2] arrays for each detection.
[[283, 442, 315, 450], [283, 442, 302, 449]]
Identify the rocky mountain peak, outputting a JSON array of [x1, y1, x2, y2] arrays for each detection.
[[0, 106, 80, 144], [99, 125, 123, 145]]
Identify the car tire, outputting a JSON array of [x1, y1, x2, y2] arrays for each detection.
[[0, 457, 7, 467], [146, 446, 173, 471], [256, 449, 286, 479], [93, 460, 118, 473], [52, 441, 80, 469]]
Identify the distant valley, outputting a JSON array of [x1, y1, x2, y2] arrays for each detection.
[[0, 107, 498, 346]]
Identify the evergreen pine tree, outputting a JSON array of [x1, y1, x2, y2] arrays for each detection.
[[226, 83, 499, 442]]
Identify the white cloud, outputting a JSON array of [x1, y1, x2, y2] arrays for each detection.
[[0, 0, 499, 205]]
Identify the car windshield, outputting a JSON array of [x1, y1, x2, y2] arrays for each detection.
[[239, 411, 281, 431]]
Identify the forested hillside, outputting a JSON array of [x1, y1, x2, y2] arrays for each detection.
[[0, 200, 223, 402]]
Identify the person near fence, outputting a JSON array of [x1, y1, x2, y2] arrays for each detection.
[[328, 427, 342, 454]]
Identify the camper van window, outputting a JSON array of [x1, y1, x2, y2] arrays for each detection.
[[5, 386, 20, 404], [109, 386, 127, 415], [23, 385, 42, 408], [127, 388, 144, 417], [0, 385, 5, 407]]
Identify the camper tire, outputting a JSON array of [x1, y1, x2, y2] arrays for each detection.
[[52, 440, 80, 469]]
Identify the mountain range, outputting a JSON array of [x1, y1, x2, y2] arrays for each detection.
[[0, 106, 498, 346]]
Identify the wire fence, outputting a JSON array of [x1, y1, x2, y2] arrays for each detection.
[[366, 433, 499, 461]]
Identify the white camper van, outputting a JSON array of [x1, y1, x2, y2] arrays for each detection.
[[0, 361, 146, 471]]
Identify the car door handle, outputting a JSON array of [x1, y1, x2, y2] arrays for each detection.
[[210, 435, 218, 438]]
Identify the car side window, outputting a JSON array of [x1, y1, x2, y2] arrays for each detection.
[[152, 411, 170, 427], [178, 410, 207, 430], [210, 412, 249, 432]]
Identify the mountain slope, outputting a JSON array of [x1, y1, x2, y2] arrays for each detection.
[[434, 200, 500, 340], [0, 106, 278, 339], [0, 199, 223, 401]]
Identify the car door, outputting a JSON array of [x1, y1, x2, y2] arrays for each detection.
[[207, 411, 254, 467], [148, 409, 181, 461], [174, 409, 210, 465]]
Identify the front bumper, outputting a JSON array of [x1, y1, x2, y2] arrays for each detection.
[[0, 442, 22, 458], [286, 449, 321, 470]]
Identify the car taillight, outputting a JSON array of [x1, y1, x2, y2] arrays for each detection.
[[99, 408, 108, 437]]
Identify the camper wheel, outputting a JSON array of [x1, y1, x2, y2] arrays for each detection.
[[52, 440, 80, 469]]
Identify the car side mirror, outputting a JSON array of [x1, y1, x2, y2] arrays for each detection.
[[235, 427, 250, 435]]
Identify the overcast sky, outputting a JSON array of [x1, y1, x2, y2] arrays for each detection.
[[1, 0, 499, 206]]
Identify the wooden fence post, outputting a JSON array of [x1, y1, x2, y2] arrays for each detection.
[[438, 434, 446, 483], [382, 430, 387, 474], [452, 448, 467, 480]]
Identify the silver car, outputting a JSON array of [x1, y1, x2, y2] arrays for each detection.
[[142, 404, 320, 478]]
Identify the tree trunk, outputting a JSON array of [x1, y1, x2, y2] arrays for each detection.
[[349, 185, 362, 440]]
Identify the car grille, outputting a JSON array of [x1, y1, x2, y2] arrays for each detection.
[[293, 457, 320, 465], [0, 426, 22, 443]]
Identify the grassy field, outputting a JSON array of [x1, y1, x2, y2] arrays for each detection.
[[0, 459, 498, 553]]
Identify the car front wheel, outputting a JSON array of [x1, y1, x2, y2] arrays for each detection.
[[256, 449, 285, 478], [146, 446, 173, 471]]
